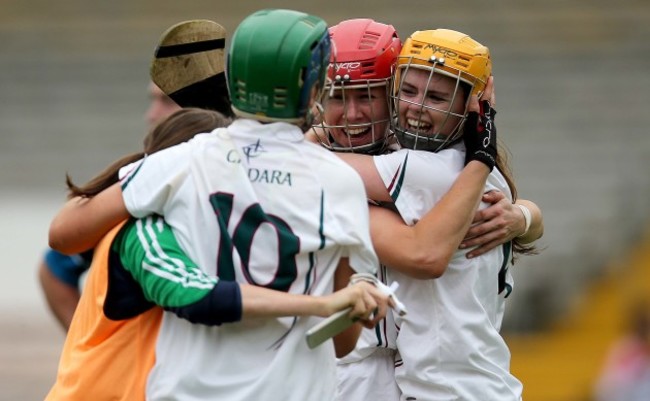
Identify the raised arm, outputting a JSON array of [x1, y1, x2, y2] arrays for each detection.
[[366, 82, 498, 278]]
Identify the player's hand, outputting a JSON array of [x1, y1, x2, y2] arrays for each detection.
[[321, 282, 391, 329], [464, 76, 497, 171], [460, 190, 525, 258]]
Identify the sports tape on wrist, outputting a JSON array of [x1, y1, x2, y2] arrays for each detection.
[[516, 204, 532, 237]]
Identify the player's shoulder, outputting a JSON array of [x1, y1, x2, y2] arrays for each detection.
[[375, 148, 461, 176], [304, 142, 359, 170], [326, 152, 366, 181], [186, 129, 223, 148], [307, 148, 366, 193], [413, 147, 463, 167]]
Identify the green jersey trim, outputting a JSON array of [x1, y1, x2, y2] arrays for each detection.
[[114, 216, 217, 308]]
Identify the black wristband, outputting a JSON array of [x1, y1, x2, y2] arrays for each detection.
[[464, 100, 497, 171]]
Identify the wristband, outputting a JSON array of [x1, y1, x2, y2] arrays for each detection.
[[516, 204, 532, 237], [463, 100, 497, 171]]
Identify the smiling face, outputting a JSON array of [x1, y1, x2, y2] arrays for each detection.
[[396, 67, 467, 139], [320, 84, 391, 152]]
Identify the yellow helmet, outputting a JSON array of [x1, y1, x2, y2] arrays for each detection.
[[391, 29, 492, 152], [397, 29, 491, 97]]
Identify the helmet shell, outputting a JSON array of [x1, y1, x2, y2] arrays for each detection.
[[391, 29, 492, 152], [228, 9, 330, 123], [327, 18, 401, 88], [314, 19, 401, 154], [396, 29, 491, 97]]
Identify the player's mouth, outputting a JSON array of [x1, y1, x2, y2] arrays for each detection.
[[344, 127, 370, 137], [333, 124, 381, 147], [406, 118, 432, 134]]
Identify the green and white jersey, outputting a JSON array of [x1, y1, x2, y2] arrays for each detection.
[[373, 144, 523, 401], [121, 118, 378, 401]]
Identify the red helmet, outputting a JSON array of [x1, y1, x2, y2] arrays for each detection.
[[314, 19, 402, 154], [328, 18, 401, 87]]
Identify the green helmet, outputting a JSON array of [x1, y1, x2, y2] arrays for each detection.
[[227, 9, 331, 126]]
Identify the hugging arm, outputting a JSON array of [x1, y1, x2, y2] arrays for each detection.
[[461, 192, 544, 258], [356, 80, 498, 279], [38, 257, 81, 330], [369, 160, 490, 279], [49, 182, 129, 255], [514, 198, 544, 243], [335, 152, 392, 202], [114, 217, 390, 327]]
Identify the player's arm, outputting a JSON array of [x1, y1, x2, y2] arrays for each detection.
[[115, 216, 387, 325], [49, 182, 128, 255], [370, 84, 498, 278], [37, 249, 92, 330], [455, 74, 544, 256], [50, 142, 188, 255], [460, 192, 544, 258], [335, 152, 391, 202], [38, 259, 80, 330], [514, 199, 543, 242], [370, 160, 490, 279]]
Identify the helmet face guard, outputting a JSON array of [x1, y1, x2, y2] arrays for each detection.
[[315, 80, 392, 154], [314, 19, 401, 154], [228, 9, 330, 129], [390, 29, 491, 152]]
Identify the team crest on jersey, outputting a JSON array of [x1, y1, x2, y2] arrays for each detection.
[[242, 139, 265, 162], [224, 139, 292, 186]]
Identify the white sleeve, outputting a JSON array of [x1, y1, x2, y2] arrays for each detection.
[[118, 159, 143, 180], [373, 149, 459, 225], [120, 142, 191, 218], [325, 166, 378, 275], [344, 193, 378, 276]]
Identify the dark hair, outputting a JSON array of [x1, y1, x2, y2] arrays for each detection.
[[66, 108, 231, 198]]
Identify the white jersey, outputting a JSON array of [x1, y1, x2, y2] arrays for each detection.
[[337, 263, 397, 364], [335, 264, 399, 401], [121, 119, 378, 401], [335, 141, 401, 401], [373, 144, 523, 401]]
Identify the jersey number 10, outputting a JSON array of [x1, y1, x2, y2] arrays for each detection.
[[210, 192, 300, 292]]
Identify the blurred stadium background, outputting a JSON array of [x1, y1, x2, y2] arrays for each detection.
[[1, 0, 649, 399]]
